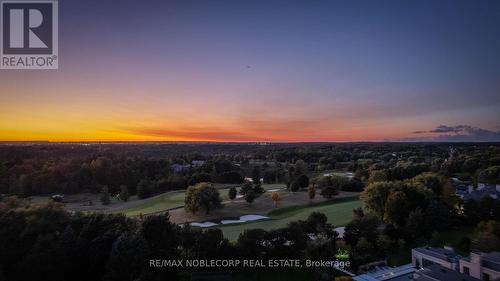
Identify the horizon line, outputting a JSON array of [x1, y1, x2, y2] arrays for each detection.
[[0, 140, 499, 144]]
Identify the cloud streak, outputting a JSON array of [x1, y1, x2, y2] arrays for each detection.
[[407, 125, 500, 142]]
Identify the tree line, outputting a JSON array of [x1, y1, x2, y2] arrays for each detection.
[[0, 198, 338, 281]]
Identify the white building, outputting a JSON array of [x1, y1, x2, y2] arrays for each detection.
[[459, 252, 500, 281], [412, 246, 500, 281], [353, 264, 416, 281], [353, 246, 498, 281], [412, 246, 461, 271], [413, 264, 480, 281]]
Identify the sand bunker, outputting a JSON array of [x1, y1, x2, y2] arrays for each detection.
[[191, 214, 270, 227], [190, 222, 218, 228], [240, 214, 269, 221], [220, 219, 243, 225], [221, 214, 269, 225], [335, 227, 345, 238]]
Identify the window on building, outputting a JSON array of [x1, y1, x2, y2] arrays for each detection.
[[422, 259, 436, 268], [483, 273, 490, 281], [463, 266, 470, 275]]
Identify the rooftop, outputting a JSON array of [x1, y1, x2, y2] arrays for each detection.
[[414, 247, 462, 263], [463, 186, 500, 201], [413, 264, 480, 281], [353, 264, 416, 281], [482, 252, 500, 272]]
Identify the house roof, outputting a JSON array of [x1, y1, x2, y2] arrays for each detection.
[[413, 247, 462, 263], [482, 252, 500, 272], [353, 264, 416, 281], [413, 264, 480, 281], [463, 186, 499, 201]]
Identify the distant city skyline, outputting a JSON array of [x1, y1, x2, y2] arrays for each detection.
[[1, 0, 499, 142]]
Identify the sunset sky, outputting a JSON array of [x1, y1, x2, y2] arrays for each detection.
[[1, 0, 500, 142]]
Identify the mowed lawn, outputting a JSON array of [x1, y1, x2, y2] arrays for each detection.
[[113, 187, 235, 216], [218, 197, 361, 241], [114, 190, 187, 216], [113, 184, 286, 216]]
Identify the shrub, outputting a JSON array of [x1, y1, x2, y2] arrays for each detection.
[[271, 192, 280, 207], [119, 185, 130, 202], [228, 187, 237, 200], [244, 190, 255, 205]]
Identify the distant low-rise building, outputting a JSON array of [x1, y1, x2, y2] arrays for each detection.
[[459, 251, 500, 281], [412, 246, 500, 281], [463, 185, 500, 201], [171, 163, 190, 172], [413, 264, 480, 281], [452, 178, 500, 201], [353, 247, 500, 281], [353, 264, 416, 281], [412, 246, 461, 271]]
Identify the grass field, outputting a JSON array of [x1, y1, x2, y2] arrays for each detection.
[[114, 190, 187, 216], [113, 184, 286, 216], [217, 196, 361, 241]]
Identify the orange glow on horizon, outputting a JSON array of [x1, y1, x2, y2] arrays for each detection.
[[0, 83, 414, 142]]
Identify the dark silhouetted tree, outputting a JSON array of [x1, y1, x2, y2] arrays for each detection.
[[119, 185, 130, 202], [100, 185, 110, 205], [245, 190, 255, 205], [228, 187, 237, 200]]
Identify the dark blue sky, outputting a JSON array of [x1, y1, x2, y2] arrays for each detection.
[[1, 0, 499, 141]]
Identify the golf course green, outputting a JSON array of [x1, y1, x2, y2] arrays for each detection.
[[113, 190, 187, 216], [217, 197, 361, 241]]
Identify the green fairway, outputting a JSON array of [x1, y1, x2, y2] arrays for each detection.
[[114, 190, 187, 216], [114, 184, 286, 216], [218, 197, 361, 241], [113, 188, 229, 216]]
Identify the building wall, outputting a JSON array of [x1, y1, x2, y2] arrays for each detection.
[[411, 249, 458, 271], [459, 253, 500, 281], [460, 259, 481, 279], [481, 267, 500, 281]]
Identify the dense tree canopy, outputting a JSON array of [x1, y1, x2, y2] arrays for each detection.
[[0, 198, 341, 281], [1, 142, 500, 276], [184, 182, 222, 214]]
